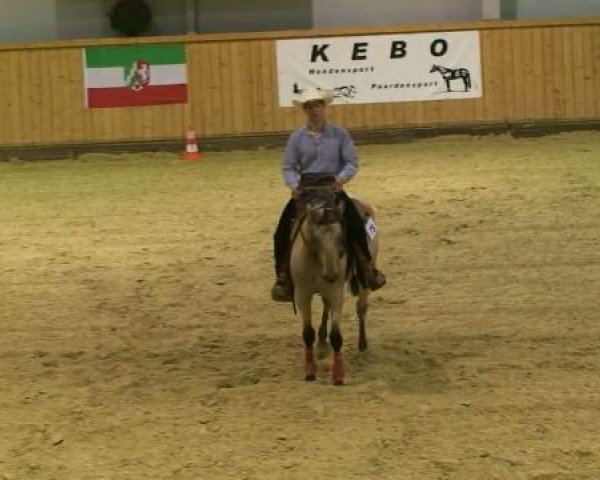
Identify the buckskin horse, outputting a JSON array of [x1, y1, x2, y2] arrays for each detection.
[[290, 182, 379, 385]]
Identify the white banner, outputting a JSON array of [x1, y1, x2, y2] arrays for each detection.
[[276, 31, 482, 106]]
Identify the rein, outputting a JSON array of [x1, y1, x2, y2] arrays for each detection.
[[291, 212, 307, 245]]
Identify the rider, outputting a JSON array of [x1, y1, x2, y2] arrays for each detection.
[[271, 87, 386, 302]]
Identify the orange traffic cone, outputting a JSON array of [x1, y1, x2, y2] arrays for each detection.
[[182, 125, 201, 161]]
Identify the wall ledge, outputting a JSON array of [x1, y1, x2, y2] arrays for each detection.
[[1, 119, 599, 161]]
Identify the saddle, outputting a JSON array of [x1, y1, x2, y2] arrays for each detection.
[[297, 174, 374, 220], [298, 173, 337, 189]]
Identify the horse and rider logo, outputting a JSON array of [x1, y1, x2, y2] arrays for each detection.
[[334, 85, 357, 99], [126, 60, 151, 92], [293, 82, 357, 99], [430, 64, 471, 92]]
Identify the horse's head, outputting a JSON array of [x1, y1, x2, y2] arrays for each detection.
[[301, 189, 346, 283]]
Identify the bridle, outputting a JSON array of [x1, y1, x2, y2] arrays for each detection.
[[295, 189, 346, 259]]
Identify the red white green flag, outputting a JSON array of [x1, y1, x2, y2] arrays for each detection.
[[84, 44, 188, 108]]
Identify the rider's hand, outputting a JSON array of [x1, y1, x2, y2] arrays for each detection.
[[291, 188, 302, 200], [333, 177, 345, 192]]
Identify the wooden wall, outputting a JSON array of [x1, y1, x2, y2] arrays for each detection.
[[0, 17, 598, 147]]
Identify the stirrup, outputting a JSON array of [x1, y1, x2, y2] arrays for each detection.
[[271, 278, 293, 302]]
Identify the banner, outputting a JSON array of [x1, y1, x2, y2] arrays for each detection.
[[276, 31, 482, 106], [83, 44, 188, 108]]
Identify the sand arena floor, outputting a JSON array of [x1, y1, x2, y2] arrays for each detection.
[[1, 131, 600, 479]]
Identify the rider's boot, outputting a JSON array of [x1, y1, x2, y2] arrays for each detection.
[[354, 249, 386, 291], [365, 262, 386, 291], [271, 272, 293, 302]]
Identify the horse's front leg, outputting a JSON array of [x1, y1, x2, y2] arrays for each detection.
[[329, 293, 345, 385], [317, 297, 330, 358], [297, 290, 317, 381]]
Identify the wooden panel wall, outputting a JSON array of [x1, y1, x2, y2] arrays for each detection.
[[0, 18, 598, 147]]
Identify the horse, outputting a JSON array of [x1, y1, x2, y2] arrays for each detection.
[[290, 186, 379, 385], [430, 64, 471, 92]]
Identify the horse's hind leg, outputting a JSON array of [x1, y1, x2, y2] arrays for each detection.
[[298, 291, 317, 381], [357, 288, 369, 352]]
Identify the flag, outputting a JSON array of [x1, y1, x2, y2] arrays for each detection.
[[84, 44, 188, 108]]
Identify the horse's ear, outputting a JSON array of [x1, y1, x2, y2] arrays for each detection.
[[305, 203, 318, 221]]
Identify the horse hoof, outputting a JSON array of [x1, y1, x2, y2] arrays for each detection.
[[332, 379, 344, 386], [358, 341, 368, 352], [305, 374, 316, 381]]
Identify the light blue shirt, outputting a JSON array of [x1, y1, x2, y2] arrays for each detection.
[[282, 123, 359, 190]]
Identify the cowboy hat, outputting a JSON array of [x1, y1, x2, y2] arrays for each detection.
[[292, 88, 335, 107]]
